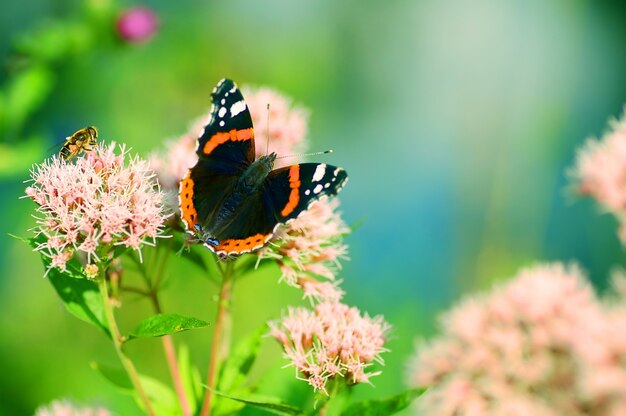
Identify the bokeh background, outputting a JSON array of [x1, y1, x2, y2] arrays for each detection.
[[2, 0, 626, 414]]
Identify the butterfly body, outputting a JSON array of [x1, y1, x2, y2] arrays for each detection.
[[179, 79, 348, 256]]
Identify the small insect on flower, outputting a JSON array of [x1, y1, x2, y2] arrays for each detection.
[[58, 126, 99, 161]]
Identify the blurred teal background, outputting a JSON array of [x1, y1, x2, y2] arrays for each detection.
[[2, 0, 626, 414]]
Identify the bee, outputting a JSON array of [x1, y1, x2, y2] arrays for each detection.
[[58, 126, 98, 161]]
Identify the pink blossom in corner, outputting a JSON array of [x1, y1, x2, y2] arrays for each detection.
[[406, 263, 623, 415], [269, 301, 390, 393], [573, 110, 626, 214], [117, 7, 159, 43], [25, 142, 168, 274], [257, 199, 349, 300], [35, 399, 110, 416]]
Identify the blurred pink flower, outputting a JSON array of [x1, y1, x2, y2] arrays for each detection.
[[35, 399, 110, 416], [572, 110, 626, 215], [25, 143, 168, 274], [406, 263, 626, 416], [257, 199, 349, 299], [242, 85, 309, 163], [116, 7, 159, 43], [269, 301, 390, 393]]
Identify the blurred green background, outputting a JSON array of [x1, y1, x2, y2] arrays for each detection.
[[2, 0, 626, 414]]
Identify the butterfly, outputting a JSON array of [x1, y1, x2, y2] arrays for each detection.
[[179, 79, 348, 257], [58, 126, 98, 161]]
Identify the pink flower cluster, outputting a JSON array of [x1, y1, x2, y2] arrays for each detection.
[[241, 85, 309, 162], [269, 301, 390, 394], [408, 263, 626, 415], [35, 399, 110, 416], [572, 110, 626, 240], [25, 142, 168, 274], [258, 199, 350, 301]]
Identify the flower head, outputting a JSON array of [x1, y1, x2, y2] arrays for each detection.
[[257, 199, 349, 300], [35, 399, 110, 416], [406, 263, 626, 415], [25, 142, 168, 274], [270, 301, 390, 393], [116, 7, 159, 43], [242, 85, 309, 162], [572, 110, 626, 217]]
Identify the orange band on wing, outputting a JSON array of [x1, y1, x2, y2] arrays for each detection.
[[280, 165, 301, 217], [216, 233, 272, 254], [203, 128, 254, 155], [179, 172, 198, 229]]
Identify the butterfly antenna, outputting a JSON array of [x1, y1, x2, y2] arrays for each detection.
[[265, 103, 270, 156], [275, 150, 333, 159]]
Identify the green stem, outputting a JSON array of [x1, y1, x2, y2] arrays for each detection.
[[98, 276, 155, 416], [200, 260, 235, 416]]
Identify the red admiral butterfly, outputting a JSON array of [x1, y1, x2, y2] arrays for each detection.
[[179, 79, 348, 256]]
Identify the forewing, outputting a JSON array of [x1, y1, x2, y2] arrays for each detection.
[[265, 163, 348, 222], [196, 78, 255, 169]]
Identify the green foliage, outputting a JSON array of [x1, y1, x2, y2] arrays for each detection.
[[338, 388, 427, 416], [21, 235, 111, 337], [218, 325, 266, 392], [209, 389, 304, 416], [92, 362, 180, 415], [127, 313, 209, 341], [177, 343, 203, 415]]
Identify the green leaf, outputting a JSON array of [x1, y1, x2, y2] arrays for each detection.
[[339, 388, 427, 416], [22, 234, 110, 336], [177, 343, 202, 415], [4, 65, 54, 137], [127, 313, 209, 340], [47, 266, 110, 337], [209, 389, 303, 416], [92, 362, 180, 415], [218, 325, 266, 392]]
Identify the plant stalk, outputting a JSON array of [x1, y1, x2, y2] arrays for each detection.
[[200, 260, 235, 416], [98, 276, 155, 416]]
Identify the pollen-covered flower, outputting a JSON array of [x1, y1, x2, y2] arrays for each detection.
[[25, 142, 168, 274], [242, 85, 309, 161], [35, 399, 110, 416], [572, 109, 626, 215], [269, 301, 390, 394], [257, 199, 349, 299], [406, 263, 626, 415]]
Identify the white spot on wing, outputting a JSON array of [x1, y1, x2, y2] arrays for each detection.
[[218, 107, 227, 118], [305, 189, 311, 195], [313, 184, 323, 194], [333, 167, 341, 176], [230, 101, 246, 117], [324, 183, 330, 188], [221, 99, 225, 105], [219, 120, 225, 126], [312, 164, 326, 182]]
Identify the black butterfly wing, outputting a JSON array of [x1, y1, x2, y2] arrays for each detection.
[[209, 190, 277, 256], [180, 78, 256, 233], [265, 163, 348, 222]]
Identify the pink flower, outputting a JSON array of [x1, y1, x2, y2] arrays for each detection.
[[25, 142, 168, 274], [257, 199, 349, 300], [116, 7, 158, 43], [407, 263, 619, 415], [35, 399, 110, 416], [572, 109, 626, 242], [269, 301, 390, 393], [242, 85, 309, 163]]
